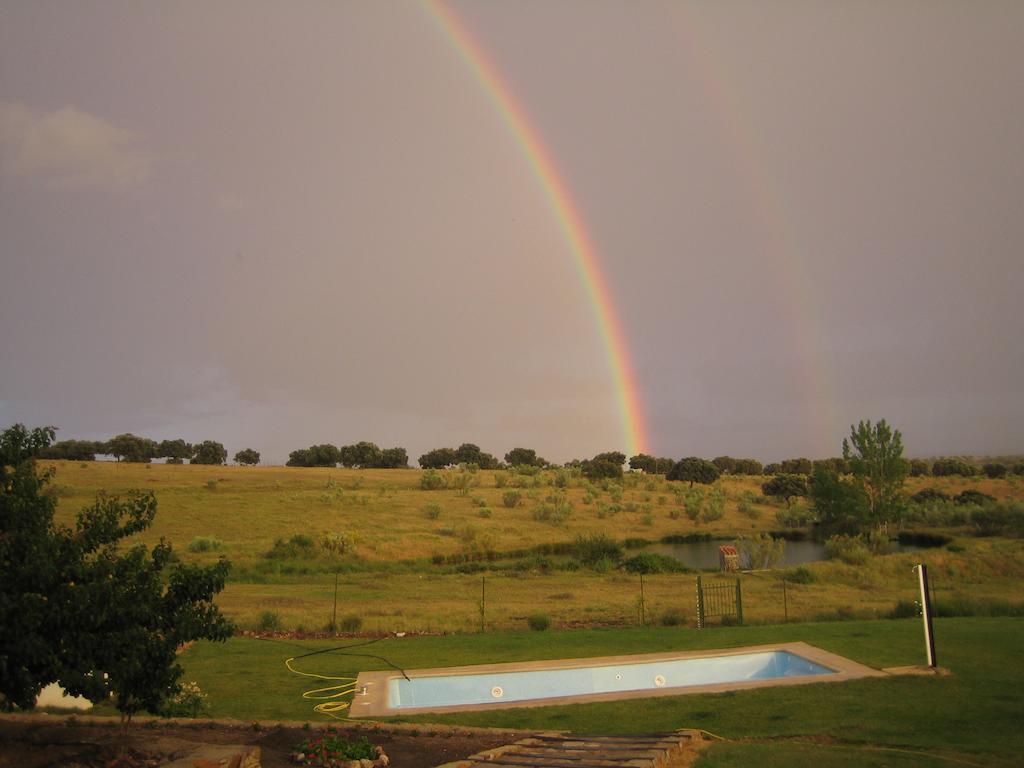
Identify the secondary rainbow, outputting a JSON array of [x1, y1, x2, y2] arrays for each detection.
[[424, 0, 649, 457]]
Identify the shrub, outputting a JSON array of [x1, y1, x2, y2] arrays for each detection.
[[265, 534, 317, 559], [477, 507, 492, 518], [339, 615, 363, 633], [420, 469, 445, 490], [955, 489, 996, 506], [737, 501, 761, 519], [660, 608, 685, 626], [422, 503, 442, 520], [786, 566, 815, 584], [527, 614, 550, 631], [622, 552, 685, 574], [736, 533, 786, 569], [824, 534, 871, 565], [204, 479, 218, 491], [532, 501, 572, 525], [319, 531, 354, 556], [573, 533, 624, 566], [494, 472, 508, 488], [257, 611, 282, 631], [160, 681, 208, 718], [187, 536, 222, 553], [983, 463, 1008, 479], [897, 531, 953, 548], [911, 488, 950, 504], [775, 503, 814, 528], [502, 490, 522, 508]]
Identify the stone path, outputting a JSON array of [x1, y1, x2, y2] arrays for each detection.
[[441, 731, 703, 768]]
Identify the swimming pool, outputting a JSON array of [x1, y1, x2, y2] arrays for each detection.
[[349, 642, 885, 718]]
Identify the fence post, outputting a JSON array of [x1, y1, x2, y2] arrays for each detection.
[[696, 575, 705, 629], [782, 578, 788, 623], [639, 574, 646, 626], [479, 576, 486, 633], [735, 578, 744, 625]]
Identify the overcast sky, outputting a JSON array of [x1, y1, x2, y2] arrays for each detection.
[[1, 1, 1021, 465]]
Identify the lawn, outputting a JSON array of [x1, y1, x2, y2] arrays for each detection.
[[179, 617, 1024, 766]]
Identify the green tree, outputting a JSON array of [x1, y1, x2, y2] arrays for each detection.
[[843, 419, 908, 526], [105, 433, 157, 463], [504, 447, 545, 467], [158, 439, 193, 464], [0, 424, 233, 715], [983, 463, 1007, 479], [779, 457, 813, 475], [234, 448, 260, 466], [581, 458, 623, 480], [761, 474, 809, 507], [39, 439, 101, 461], [418, 447, 457, 469], [340, 441, 383, 468], [908, 459, 930, 477], [378, 447, 408, 468], [809, 464, 868, 532], [191, 440, 227, 465], [667, 457, 721, 487], [593, 451, 626, 467]]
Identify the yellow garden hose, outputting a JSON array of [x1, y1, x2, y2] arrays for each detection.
[[285, 656, 359, 719]]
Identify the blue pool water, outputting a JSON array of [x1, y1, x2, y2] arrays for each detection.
[[388, 651, 834, 709]]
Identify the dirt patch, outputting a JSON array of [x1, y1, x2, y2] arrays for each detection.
[[0, 716, 518, 768]]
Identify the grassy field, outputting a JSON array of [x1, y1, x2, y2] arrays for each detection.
[[175, 617, 1024, 766], [47, 461, 1021, 565], [43, 461, 1024, 633]]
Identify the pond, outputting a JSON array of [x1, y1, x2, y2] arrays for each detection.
[[639, 538, 920, 570]]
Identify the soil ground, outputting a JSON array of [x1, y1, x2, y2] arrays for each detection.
[[0, 716, 518, 768]]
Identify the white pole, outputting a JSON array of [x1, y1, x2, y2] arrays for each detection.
[[914, 564, 937, 668]]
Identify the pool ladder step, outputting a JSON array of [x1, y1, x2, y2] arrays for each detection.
[[444, 730, 703, 768]]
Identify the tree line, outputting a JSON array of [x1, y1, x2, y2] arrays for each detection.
[[38, 433, 257, 466]]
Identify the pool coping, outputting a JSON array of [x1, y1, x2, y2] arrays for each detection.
[[348, 641, 887, 718]]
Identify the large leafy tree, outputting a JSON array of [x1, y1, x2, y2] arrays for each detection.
[[762, 473, 809, 507], [667, 457, 721, 487], [105, 433, 157, 463], [843, 419, 908, 526], [0, 424, 233, 716], [191, 440, 227, 465], [418, 447, 457, 469], [504, 447, 545, 468], [234, 448, 260, 466], [158, 439, 193, 464]]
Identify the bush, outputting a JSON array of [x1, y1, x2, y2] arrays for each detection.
[[159, 681, 208, 718], [339, 615, 363, 633], [502, 490, 522, 508], [983, 463, 1008, 479], [622, 552, 686, 574], [736, 533, 786, 569], [422, 503, 442, 520], [532, 501, 572, 525], [824, 534, 871, 565], [786, 566, 815, 584], [573, 533, 623, 566], [527, 614, 550, 631], [955, 489, 996, 506], [897, 531, 953, 548], [659, 608, 685, 626], [187, 536, 222, 553], [257, 611, 281, 631], [911, 488, 951, 504], [420, 469, 445, 490], [265, 534, 317, 559], [477, 507, 492, 518]]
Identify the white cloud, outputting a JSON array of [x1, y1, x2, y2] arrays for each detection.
[[0, 101, 152, 189]]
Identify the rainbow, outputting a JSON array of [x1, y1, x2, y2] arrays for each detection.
[[423, 0, 649, 458]]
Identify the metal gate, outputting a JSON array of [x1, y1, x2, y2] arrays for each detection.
[[696, 575, 743, 628]]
